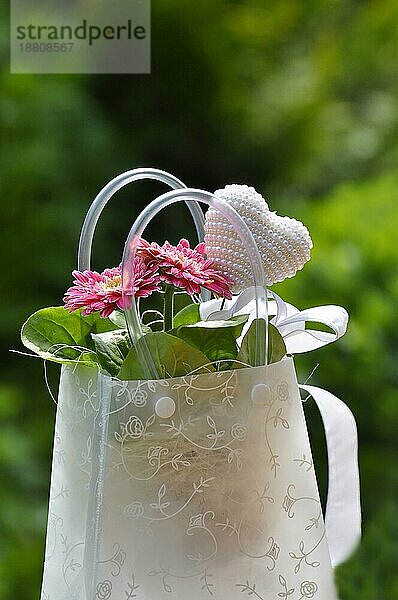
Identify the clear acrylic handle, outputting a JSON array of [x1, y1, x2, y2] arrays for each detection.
[[122, 188, 269, 379], [77, 168, 205, 271]]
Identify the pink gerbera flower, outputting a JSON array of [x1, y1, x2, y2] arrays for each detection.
[[63, 257, 161, 318], [137, 238, 233, 299]]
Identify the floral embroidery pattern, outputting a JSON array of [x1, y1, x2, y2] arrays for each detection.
[[265, 537, 280, 566], [236, 580, 266, 599], [123, 415, 145, 439], [238, 576, 319, 600], [230, 423, 248, 441], [148, 567, 215, 596], [277, 381, 290, 402], [98, 543, 126, 577], [96, 580, 112, 600], [293, 453, 314, 472], [124, 501, 144, 520], [300, 580, 318, 598], [186, 511, 218, 561], [289, 533, 325, 574], [282, 484, 320, 520], [263, 387, 290, 478], [43, 363, 334, 599], [132, 388, 147, 407], [278, 574, 295, 599], [124, 573, 139, 599]]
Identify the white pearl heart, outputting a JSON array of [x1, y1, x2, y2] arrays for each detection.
[[205, 184, 313, 293]]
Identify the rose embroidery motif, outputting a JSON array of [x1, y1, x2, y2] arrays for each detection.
[[277, 381, 289, 401], [300, 580, 318, 598], [124, 501, 144, 519], [124, 415, 144, 439], [230, 423, 248, 441], [133, 388, 147, 407], [96, 580, 112, 600]]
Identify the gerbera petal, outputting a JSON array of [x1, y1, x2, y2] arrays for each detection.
[[135, 238, 234, 298], [63, 250, 161, 317]]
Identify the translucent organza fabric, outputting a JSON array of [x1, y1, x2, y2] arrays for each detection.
[[41, 357, 337, 600]]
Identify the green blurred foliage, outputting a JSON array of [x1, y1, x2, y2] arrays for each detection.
[[1, 0, 397, 597]]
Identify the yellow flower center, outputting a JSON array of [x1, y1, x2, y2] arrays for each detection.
[[101, 275, 121, 291]]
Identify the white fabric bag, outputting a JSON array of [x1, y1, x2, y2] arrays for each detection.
[[40, 170, 360, 600], [43, 358, 337, 600]]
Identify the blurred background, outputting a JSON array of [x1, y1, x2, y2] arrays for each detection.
[[1, 0, 398, 597]]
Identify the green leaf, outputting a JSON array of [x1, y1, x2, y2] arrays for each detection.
[[84, 312, 119, 334], [92, 329, 131, 376], [21, 306, 98, 364], [172, 315, 249, 363], [108, 310, 127, 329], [118, 332, 213, 380], [109, 309, 154, 333], [237, 319, 266, 367], [172, 303, 201, 328], [237, 319, 286, 366], [268, 323, 287, 364]]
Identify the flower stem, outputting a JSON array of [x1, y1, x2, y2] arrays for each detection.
[[163, 286, 175, 331]]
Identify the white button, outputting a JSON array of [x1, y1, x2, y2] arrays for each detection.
[[251, 383, 271, 407], [155, 396, 176, 419]]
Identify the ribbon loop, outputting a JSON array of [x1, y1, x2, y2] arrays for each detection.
[[201, 287, 349, 354], [271, 291, 349, 354], [300, 384, 361, 567]]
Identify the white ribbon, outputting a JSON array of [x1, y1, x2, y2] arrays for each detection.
[[271, 291, 349, 354], [200, 287, 349, 354], [300, 384, 361, 567]]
